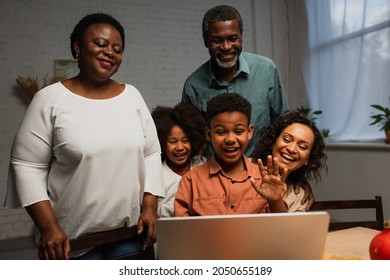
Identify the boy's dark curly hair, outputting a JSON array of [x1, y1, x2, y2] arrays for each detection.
[[151, 103, 207, 162], [251, 110, 327, 185], [70, 13, 125, 59], [205, 93, 251, 128]]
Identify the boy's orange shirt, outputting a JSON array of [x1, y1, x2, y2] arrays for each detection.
[[174, 155, 269, 216]]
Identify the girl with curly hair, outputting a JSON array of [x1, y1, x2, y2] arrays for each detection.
[[151, 103, 207, 217]]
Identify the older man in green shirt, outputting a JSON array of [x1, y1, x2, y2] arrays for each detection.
[[181, 5, 288, 157]]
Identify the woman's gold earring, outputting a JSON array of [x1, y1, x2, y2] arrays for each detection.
[[76, 53, 79, 61]]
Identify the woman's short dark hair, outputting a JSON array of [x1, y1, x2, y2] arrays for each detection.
[[151, 103, 207, 162], [202, 5, 243, 47], [70, 13, 125, 59], [251, 110, 328, 185]]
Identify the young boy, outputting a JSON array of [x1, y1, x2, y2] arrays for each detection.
[[174, 93, 288, 216]]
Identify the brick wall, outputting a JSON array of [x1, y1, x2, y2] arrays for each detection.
[[0, 0, 261, 240]]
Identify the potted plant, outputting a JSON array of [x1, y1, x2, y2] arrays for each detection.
[[369, 98, 390, 144], [296, 104, 322, 125], [321, 129, 330, 144]]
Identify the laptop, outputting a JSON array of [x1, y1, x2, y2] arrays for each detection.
[[156, 212, 330, 260]]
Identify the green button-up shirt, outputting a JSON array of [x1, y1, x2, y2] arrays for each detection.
[[181, 52, 288, 156]]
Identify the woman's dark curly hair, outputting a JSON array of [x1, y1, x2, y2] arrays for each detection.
[[70, 13, 125, 59], [151, 103, 207, 162], [251, 110, 328, 185]]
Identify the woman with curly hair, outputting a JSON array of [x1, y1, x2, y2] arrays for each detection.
[[151, 103, 207, 217], [251, 110, 328, 212]]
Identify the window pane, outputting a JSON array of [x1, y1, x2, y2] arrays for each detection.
[[330, 0, 365, 36], [304, 0, 390, 141], [344, 0, 365, 33], [365, 0, 390, 27], [364, 27, 390, 62], [330, 0, 345, 37], [330, 0, 390, 35]]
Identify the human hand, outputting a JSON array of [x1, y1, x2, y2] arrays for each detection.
[[137, 212, 158, 248], [38, 223, 70, 260], [251, 155, 288, 203], [25, 201, 70, 260], [137, 193, 158, 248]]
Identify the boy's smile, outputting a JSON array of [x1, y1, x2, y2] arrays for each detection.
[[206, 111, 253, 169]]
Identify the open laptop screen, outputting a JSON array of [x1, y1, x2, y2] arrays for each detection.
[[156, 212, 330, 260]]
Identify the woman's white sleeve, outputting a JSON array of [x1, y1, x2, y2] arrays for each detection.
[[4, 92, 54, 208], [139, 96, 165, 198]]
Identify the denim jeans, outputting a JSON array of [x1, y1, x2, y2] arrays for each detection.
[[72, 238, 144, 260]]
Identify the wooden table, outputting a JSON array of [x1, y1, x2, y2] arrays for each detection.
[[324, 227, 380, 260]]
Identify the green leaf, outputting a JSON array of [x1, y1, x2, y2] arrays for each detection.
[[370, 104, 386, 112], [312, 110, 322, 115]]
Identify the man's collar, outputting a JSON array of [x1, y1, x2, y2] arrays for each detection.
[[208, 52, 250, 86], [237, 52, 250, 75]]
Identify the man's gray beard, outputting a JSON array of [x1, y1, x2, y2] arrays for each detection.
[[215, 55, 238, 69]]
